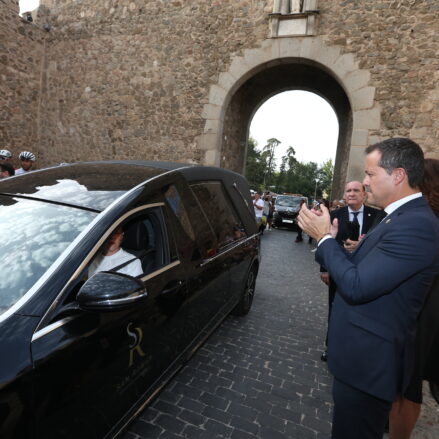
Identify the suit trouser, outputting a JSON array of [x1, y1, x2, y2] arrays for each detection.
[[325, 279, 337, 346], [332, 378, 392, 439]]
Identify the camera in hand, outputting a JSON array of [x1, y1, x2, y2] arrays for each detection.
[[346, 221, 360, 241]]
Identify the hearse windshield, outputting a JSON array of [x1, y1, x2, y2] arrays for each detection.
[[0, 196, 97, 314]]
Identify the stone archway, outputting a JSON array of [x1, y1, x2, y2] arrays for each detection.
[[198, 37, 380, 199]]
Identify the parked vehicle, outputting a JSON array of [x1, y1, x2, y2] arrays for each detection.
[[0, 161, 260, 439], [272, 194, 308, 229]]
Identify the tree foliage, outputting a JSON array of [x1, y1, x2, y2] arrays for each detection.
[[245, 137, 334, 200], [245, 137, 266, 190]]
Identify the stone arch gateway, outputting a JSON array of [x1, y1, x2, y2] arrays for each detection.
[[5, 1, 438, 190], [198, 37, 379, 198]]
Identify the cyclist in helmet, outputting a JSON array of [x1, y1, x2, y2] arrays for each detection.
[[15, 151, 36, 175], [0, 149, 12, 162]]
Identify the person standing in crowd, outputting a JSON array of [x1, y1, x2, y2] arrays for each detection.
[[330, 199, 343, 211], [15, 151, 36, 175], [295, 199, 307, 242], [0, 149, 12, 162], [253, 192, 265, 233], [298, 138, 439, 439], [319, 182, 384, 361], [263, 193, 274, 231], [0, 162, 15, 179], [389, 158, 439, 439], [267, 197, 275, 230]]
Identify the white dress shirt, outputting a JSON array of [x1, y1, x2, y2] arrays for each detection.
[[383, 192, 422, 216]]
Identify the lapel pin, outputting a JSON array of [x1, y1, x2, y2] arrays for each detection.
[[385, 218, 392, 224], [367, 213, 371, 217]]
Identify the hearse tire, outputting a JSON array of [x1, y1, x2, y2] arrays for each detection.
[[231, 267, 256, 316]]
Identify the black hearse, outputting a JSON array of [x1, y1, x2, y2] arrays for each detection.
[[0, 161, 260, 438]]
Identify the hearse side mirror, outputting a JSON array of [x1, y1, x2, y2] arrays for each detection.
[[77, 272, 148, 311]]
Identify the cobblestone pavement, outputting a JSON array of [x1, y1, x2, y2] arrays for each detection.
[[124, 228, 439, 439]]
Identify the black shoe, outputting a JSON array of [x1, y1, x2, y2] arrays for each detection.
[[320, 351, 328, 362], [295, 237, 303, 243]]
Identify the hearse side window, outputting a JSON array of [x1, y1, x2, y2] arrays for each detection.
[[164, 185, 195, 242], [190, 182, 246, 249], [89, 209, 169, 279], [58, 207, 172, 308], [164, 184, 217, 261]]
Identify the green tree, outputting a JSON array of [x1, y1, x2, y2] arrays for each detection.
[[285, 161, 320, 196], [244, 137, 266, 189], [245, 136, 334, 199], [262, 138, 280, 189], [317, 158, 334, 199], [275, 146, 297, 193]]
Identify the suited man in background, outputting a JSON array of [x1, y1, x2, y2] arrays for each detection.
[[298, 138, 439, 439], [320, 181, 384, 361]]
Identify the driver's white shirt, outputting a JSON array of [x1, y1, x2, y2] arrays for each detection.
[[89, 248, 143, 277]]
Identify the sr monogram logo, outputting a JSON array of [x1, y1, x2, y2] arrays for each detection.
[[127, 322, 146, 367]]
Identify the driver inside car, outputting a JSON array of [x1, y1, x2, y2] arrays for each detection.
[[89, 226, 143, 277]]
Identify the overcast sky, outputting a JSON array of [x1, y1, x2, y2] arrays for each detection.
[[19, 0, 38, 13], [250, 90, 338, 167], [19, 2, 339, 169]]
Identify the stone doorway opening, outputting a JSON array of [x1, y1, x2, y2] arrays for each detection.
[[220, 59, 351, 199], [248, 89, 338, 194]]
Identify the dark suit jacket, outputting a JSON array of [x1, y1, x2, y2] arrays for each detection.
[[316, 196, 439, 402], [331, 205, 385, 244], [320, 205, 384, 273]]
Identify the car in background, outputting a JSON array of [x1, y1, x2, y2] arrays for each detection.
[[0, 161, 260, 439], [272, 194, 308, 229]]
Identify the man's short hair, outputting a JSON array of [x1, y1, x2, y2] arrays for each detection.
[[0, 162, 15, 176], [365, 137, 424, 188]]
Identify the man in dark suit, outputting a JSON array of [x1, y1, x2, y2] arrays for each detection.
[[320, 181, 384, 361], [298, 138, 439, 439]]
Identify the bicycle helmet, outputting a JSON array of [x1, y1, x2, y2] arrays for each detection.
[[19, 151, 36, 161], [0, 149, 12, 160]]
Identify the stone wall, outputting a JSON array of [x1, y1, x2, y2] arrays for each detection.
[[36, 0, 271, 166], [319, 0, 439, 157], [1, 0, 439, 174], [0, 0, 46, 168]]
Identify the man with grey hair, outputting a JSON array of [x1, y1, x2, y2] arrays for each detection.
[[298, 138, 439, 439]]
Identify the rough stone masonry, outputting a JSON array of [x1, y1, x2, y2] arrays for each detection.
[[1, 0, 438, 193]]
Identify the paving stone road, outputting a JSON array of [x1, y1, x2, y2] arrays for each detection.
[[124, 228, 439, 439]]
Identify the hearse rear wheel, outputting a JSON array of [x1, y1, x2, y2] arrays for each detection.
[[231, 266, 256, 316]]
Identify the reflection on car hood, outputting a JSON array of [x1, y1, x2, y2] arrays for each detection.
[[0, 163, 166, 211]]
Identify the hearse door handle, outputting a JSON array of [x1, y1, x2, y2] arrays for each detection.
[[160, 280, 184, 296]]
